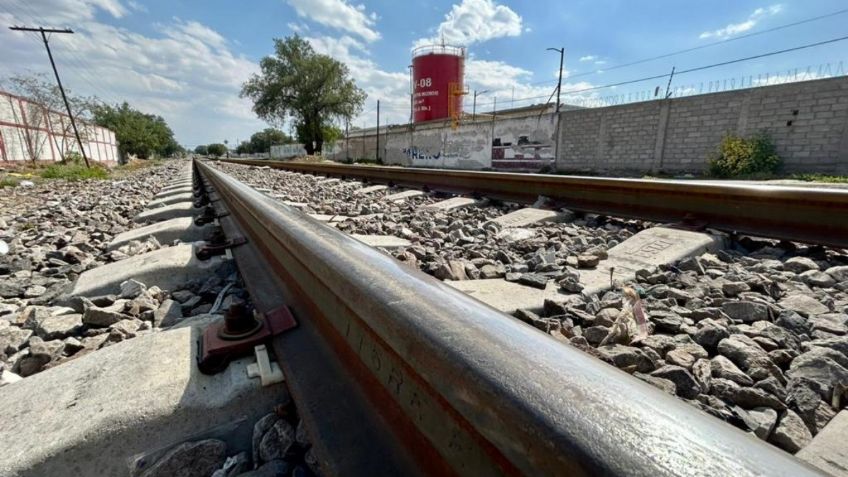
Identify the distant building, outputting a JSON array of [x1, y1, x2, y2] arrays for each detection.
[[0, 90, 119, 163]]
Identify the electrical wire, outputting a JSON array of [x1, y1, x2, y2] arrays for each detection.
[[466, 34, 848, 108], [562, 6, 848, 82]]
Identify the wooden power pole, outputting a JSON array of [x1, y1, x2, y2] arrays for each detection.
[[9, 26, 90, 167]]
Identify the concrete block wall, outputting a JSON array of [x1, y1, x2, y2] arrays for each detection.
[[557, 76, 848, 174], [327, 111, 558, 171]]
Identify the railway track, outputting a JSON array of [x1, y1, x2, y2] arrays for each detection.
[[217, 159, 848, 249], [195, 158, 848, 476]]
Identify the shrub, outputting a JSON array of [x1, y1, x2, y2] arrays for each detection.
[[62, 151, 84, 165], [708, 133, 782, 178], [40, 163, 109, 181]]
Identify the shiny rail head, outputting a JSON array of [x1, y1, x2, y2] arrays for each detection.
[[196, 159, 825, 477]]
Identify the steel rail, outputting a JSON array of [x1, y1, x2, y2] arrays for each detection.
[[196, 159, 823, 476], [219, 159, 848, 249]]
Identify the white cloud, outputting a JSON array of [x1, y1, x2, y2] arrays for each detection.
[[305, 35, 409, 127], [464, 59, 590, 111], [126, 0, 146, 13], [286, 0, 380, 43], [579, 55, 596, 62], [699, 4, 782, 39], [414, 0, 522, 48], [287, 22, 309, 33], [0, 0, 265, 146]]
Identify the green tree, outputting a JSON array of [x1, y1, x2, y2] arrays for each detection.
[[241, 35, 365, 155], [235, 141, 251, 155], [249, 128, 292, 153], [207, 143, 228, 157], [92, 102, 180, 160], [194, 145, 209, 155]]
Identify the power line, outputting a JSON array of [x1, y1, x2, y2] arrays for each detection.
[[561, 33, 848, 97], [467, 34, 848, 108], [564, 6, 848, 81]]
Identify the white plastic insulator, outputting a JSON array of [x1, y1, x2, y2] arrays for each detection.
[[246, 344, 284, 386]]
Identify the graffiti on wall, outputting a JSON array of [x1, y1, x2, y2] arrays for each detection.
[[403, 147, 442, 161]]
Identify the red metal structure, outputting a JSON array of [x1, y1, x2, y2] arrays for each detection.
[[412, 44, 465, 123]]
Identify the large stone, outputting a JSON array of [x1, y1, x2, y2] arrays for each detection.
[[83, 306, 130, 328], [154, 299, 184, 328], [434, 261, 468, 281], [735, 406, 778, 440], [775, 310, 811, 336], [710, 355, 753, 386], [799, 270, 836, 288], [770, 410, 813, 454], [783, 257, 820, 273], [693, 319, 730, 350], [36, 314, 83, 340], [779, 294, 829, 317], [251, 414, 279, 466], [808, 313, 848, 335], [0, 326, 33, 355], [258, 419, 295, 464], [140, 439, 226, 477], [596, 344, 654, 373], [825, 265, 848, 282], [787, 348, 848, 402], [650, 365, 700, 399], [0, 317, 285, 477], [721, 301, 769, 323], [717, 335, 771, 371]]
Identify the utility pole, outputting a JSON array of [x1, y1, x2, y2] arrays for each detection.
[[10, 26, 90, 167], [547, 47, 565, 170], [344, 118, 350, 162], [547, 47, 565, 113], [472, 89, 488, 121], [375, 100, 380, 163]]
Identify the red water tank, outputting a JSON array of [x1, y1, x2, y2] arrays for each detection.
[[412, 45, 465, 123]]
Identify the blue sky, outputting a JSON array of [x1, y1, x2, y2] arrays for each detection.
[[2, 0, 846, 147]]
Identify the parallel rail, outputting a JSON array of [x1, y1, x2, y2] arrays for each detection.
[[195, 159, 823, 476], [219, 159, 848, 249]]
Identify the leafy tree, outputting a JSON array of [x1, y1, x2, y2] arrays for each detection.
[[322, 124, 343, 146], [194, 145, 209, 155], [249, 128, 292, 153], [207, 143, 228, 157], [235, 141, 251, 155], [92, 102, 180, 160], [241, 35, 365, 155]]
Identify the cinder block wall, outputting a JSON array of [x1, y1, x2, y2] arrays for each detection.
[[556, 76, 848, 175]]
